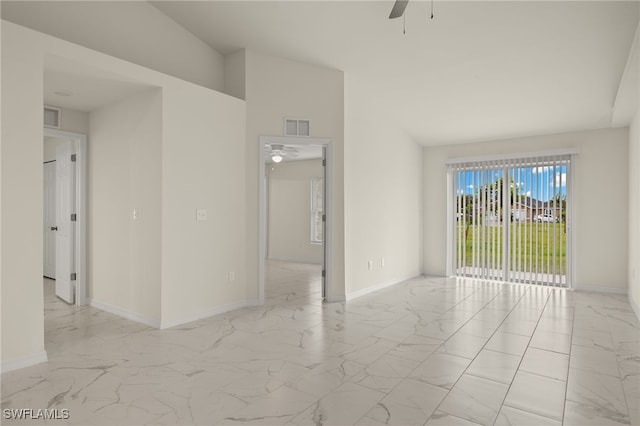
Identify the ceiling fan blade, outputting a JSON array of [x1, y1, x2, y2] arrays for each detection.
[[389, 0, 409, 19]]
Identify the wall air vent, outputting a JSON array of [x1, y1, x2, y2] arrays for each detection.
[[284, 118, 310, 137], [44, 106, 60, 128]]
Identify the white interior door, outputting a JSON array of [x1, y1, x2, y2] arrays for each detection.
[[321, 146, 327, 300], [55, 142, 75, 304], [43, 161, 56, 278]]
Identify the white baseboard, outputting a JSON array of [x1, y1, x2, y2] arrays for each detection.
[[160, 299, 259, 329], [630, 294, 640, 321], [574, 284, 627, 294], [1, 350, 48, 374], [325, 295, 346, 303], [89, 298, 260, 330], [89, 299, 161, 328], [346, 274, 420, 301]]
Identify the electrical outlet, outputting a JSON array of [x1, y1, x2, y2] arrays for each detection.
[[196, 208, 207, 221], [381, 258, 385, 268], [368, 260, 373, 270], [229, 271, 235, 282], [133, 208, 138, 221]]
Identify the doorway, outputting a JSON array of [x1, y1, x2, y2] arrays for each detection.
[[447, 152, 574, 287], [43, 128, 87, 306], [258, 136, 333, 304]]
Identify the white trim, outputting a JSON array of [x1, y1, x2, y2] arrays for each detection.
[[445, 149, 579, 166], [76, 136, 87, 305], [629, 294, 640, 321], [574, 285, 627, 295], [325, 295, 346, 303], [1, 351, 48, 373], [346, 274, 421, 301], [89, 299, 161, 328], [259, 136, 334, 305], [89, 298, 261, 330], [43, 128, 87, 306], [160, 299, 259, 329]]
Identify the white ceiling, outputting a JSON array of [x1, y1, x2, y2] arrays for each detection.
[[44, 55, 155, 112], [265, 143, 323, 163], [153, 0, 640, 146]]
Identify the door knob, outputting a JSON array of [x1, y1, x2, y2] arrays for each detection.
[[50, 226, 58, 231]]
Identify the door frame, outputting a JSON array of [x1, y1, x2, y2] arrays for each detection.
[[43, 160, 57, 279], [43, 128, 87, 305], [258, 135, 333, 304], [445, 150, 576, 288]]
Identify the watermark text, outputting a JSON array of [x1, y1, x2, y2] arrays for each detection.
[[3, 408, 70, 420]]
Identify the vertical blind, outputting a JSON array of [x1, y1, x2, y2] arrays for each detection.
[[448, 154, 572, 287]]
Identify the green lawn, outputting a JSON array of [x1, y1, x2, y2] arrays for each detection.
[[456, 222, 566, 275]]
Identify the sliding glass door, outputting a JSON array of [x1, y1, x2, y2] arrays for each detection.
[[449, 154, 572, 287]]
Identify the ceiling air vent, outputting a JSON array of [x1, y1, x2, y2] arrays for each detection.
[[44, 106, 60, 128], [284, 118, 310, 137]]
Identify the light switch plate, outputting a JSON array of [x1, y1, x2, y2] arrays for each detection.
[[196, 208, 207, 221]]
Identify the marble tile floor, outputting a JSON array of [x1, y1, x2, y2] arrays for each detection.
[[1, 261, 639, 425]]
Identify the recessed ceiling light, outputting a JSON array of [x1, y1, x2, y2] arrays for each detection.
[[54, 90, 73, 97]]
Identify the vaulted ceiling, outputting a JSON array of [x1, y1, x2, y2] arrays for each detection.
[[153, 1, 639, 145], [3, 1, 638, 146]]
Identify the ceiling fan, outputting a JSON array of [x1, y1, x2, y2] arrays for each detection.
[[388, 0, 434, 20], [265, 143, 299, 163], [389, 0, 409, 19]]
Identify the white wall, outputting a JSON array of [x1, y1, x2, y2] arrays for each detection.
[[52, 107, 90, 135], [1, 20, 46, 366], [1, 22, 248, 369], [1, 19, 4, 367], [622, 23, 640, 317], [1, 1, 225, 91], [224, 49, 246, 101], [423, 128, 629, 292], [89, 89, 163, 322], [268, 159, 323, 264], [629, 110, 640, 314], [344, 82, 424, 296], [244, 49, 345, 300], [243, 48, 422, 300], [160, 84, 247, 326]]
